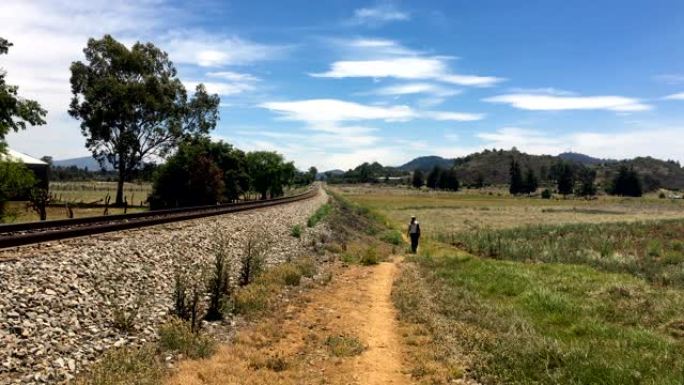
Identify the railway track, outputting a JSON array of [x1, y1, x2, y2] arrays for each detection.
[[0, 186, 318, 249]]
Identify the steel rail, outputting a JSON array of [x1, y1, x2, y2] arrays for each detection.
[[0, 187, 318, 249]]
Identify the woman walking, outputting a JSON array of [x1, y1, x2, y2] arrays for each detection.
[[407, 216, 421, 253]]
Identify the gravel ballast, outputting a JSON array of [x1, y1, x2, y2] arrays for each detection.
[[0, 190, 328, 384]]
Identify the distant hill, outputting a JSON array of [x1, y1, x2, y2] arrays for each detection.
[[318, 169, 345, 180], [53, 156, 112, 171], [558, 152, 613, 165], [453, 149, 559, 186], [398, 156, 455, 172]]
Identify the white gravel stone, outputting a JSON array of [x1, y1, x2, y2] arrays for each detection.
[[0, 190, 328, 384]]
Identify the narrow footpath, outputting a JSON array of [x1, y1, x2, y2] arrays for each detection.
[[166, 259, 411, 385]]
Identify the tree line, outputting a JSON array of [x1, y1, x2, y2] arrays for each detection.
[[411, 165, 460, 191], [508, 159, 643, 197], [0, 35, 306, 218]]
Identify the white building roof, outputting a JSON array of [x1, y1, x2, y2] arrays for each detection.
[[1, 148, 48, 165]]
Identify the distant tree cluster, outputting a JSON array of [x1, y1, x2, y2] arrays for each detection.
[[412, 170, 424, 188], [149, 139, 296, 209], [424, 166, 460, 191], [508, 160, 538, 195], [609, 166, 643, 197], [325, 162, 406, 184]]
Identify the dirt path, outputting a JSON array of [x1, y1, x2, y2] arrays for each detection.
[[166, 259, 411, 385], [355, 260, 408, 385]]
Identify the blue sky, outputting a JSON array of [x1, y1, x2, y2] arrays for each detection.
[[3, 0, 684, 170]]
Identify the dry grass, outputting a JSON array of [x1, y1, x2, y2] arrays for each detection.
[[336, 185, 684, 236]]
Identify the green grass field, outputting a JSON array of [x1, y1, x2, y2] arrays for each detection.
[[338, 185, 684, 385]]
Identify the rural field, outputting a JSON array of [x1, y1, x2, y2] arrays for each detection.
[[336, 185, 684, 385], [1, 182, 152, 223]]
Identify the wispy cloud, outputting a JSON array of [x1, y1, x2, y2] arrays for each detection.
[[484, 93, 651, 112], [260, 98, 485, 127], [312, 39, 503, 87], [663, 92, 684, 100], [425, 111, 485, 121], [313, 57, 502, 87], [260, 99, 417, 125], [161, 31, 290, 67], [351, 3, 410, 26], [183, 71, 261, 96], [373, 83, 461, 98]]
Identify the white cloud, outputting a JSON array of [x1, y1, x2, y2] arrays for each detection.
[[351, 4, 410, 26], [663, 92, 684, 100], [260, 99, 417, 124], [505, 87, 576, 96], [207, 71, 260, 82], [477, 127, 684, 163], [161, 31, 289, 67], [183, 71, 261, 96], [484, 93, 652, 112], [312, 57, 503, 87], [260, 99, 484, 129], [374, 83, 461, 97], [440, 74, 505, 87], [425, 111, 485, 121]]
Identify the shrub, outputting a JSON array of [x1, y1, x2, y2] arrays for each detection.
[[380, 229, 403, 245], [659, 192, 667, 199], [158, 320, 215, 359], [74, 346, 163, 385], [172, 265, 205, 332], [360, 246, 379, 266], [541, 189, 552, 199], [265, 264, 302, 286], [290, 224, 302, 238], [234, 284, 271, 317], [294, 256, 317, 278], [205, 244, 232, 321], [111, 301, 142, 333], [239, 236, 267, 286], [325, 335, 365, 357]]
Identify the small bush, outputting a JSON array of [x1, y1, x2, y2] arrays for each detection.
[[74, 346, 163, 385], [541, 189, 552, 199], [111, 302, 142, 333], [158, 320, 216, 359], [308, 203, 332, 227], [659, 192, 667, 199], [380, 229, 403, 245], [325, 335, 365, 357], [295, 256, 317, 278], [239, 236, 267, 286], [234, 284, 271, 317], [290, 224, 302, 238], [205, 243, 233, 321], [360, 246, 380, 266], [172, 266, 204, 332], [269, 264, 303, 286]]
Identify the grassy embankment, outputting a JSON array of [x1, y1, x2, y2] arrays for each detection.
[[338, 186, 684, 385]]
